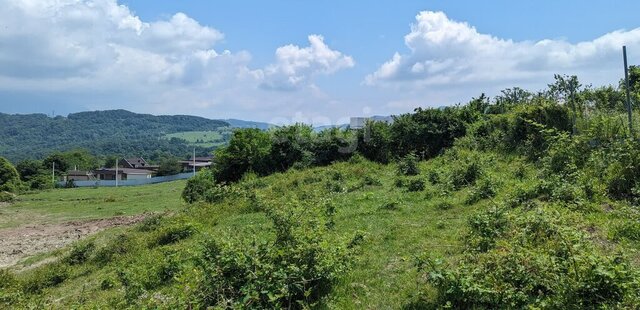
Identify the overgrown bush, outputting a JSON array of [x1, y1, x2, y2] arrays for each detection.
[[22, 263, 69, 294], [397, 153, 420, 176], [64, 240, 96, 265], [154, 222, 197, 246], [417, 208, 640, 308], [195, 201, 351, 309], [182, 169, 215, 203]]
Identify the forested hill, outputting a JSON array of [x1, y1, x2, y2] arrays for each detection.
[[0, 110, 230, 162]]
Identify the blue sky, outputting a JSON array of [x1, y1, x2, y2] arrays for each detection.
[[2, 0, 640, 124]]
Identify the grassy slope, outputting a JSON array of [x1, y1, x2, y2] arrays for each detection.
[[4, 152, 640, 308], [163, 130, 229, 148], [0, 180, 186, 229]]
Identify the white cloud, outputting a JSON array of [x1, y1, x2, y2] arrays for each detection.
[[0, 0, 354, 122], [260, 35, 355, 91], [366, 11, 640, 96]]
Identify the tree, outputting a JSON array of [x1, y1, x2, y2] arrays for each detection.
[[269, 124, 313, 171], [16, 159, 45, 182], [156, 157, 182, 176], [213, 129, 272, 183], [0, 157, 22, 193], [548, 74, 583, 133]]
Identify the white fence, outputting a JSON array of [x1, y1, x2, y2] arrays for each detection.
[[58, 172, 194, 188]]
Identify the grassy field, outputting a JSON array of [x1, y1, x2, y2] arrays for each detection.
[[163, 130, 230, 148], [0, 180, 187, 229], [3, 147, 639, 308]]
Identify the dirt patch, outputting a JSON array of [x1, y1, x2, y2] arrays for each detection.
[[0, 214, 147, 268]]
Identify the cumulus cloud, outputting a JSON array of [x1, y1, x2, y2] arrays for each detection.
[[366, 11, 640, 91], [0, 0, 353, 121], [260, 35, 355, 91]]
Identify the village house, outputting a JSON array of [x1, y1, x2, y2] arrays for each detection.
[[120, 157, 159, 171], [179, 156, 213, 172], [64, 170, 95, 182], [94, 168, 153, 181]]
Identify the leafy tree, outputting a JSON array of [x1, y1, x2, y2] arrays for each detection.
[[156, 157, 182, 176], [548, 74, 583, 133], [16, 159, 45, 181], [356, 120, 392, 164], [214, 129, 272, 183], [311, 128, 356, 166], [0, 157, 21, 193], [269, 124, 313, 172]]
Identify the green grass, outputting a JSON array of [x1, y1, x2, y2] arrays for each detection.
[[2, 151, 640, 308], [0, 180, 187, 229], [163, 130, 230, 148]]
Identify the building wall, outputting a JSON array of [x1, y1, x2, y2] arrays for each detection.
[[126, 173, 151, 180]]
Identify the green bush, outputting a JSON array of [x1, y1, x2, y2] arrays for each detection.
[[465, 178, 497, 205], [22, 263, 69, 294], [64, 241, 96, 265], [154, 222, 197, 246], [417, 208, 640, 308], [137, 214, 164, 232], [397, 153, 420, 176], [196, 201, 351, 309], [406, 179, 426, 192], [181, 169, 215, 203], [0, 157, 21, 193], [0, 191, 16, 203]]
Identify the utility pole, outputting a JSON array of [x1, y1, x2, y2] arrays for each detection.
[[193, 148, 196, 176], [52, 162, 55, 184], [624, 46, 634, 137], [115, 158, 118, 187]]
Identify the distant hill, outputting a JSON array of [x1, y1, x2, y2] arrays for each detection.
[[220, 118, 273, 130], [0, 110, 230, 162]]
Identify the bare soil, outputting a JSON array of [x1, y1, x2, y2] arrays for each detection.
[[0, 215, 146, 268]]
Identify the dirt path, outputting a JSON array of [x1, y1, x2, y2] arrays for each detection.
[[0, 215, 147, 268]]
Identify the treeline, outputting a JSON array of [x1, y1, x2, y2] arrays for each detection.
[[0, 109, 229, 163], [209, 70, 640, 185]]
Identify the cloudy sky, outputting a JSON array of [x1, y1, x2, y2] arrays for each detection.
[[2, 0, 640, 125]]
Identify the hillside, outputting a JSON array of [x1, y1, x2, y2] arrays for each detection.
[[0, 110, 230, 162], [2, 148, 640, 308], [4, 85, 640, 307]]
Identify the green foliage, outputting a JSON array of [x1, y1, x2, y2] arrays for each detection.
[[22, 263, 69, 294], [418, 208, 640, 308], [154, 222, 197, 246], [406, 179, 426, 192], [196, 201, 351, 309], [356, 120, 392, 163], [63, 241, 96, 265], [182, 169, 215, 203], [137, 214, 164, 232], [0, 110, 228, 163], [213, 128, 272, 183], [0, 191, 16, 203], [389, 107, 467, 159], [397, 153, 420, 176], [156, 156, 182, 176]]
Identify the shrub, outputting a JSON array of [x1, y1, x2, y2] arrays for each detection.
[[417, 208, 640, 308], [0, 191, 16, 203], [361, 175, 381, 186], [154, 222, 197, 246], [137, 214, 164, 232], [22, 263, 69, 294], [93, 233, 137, 265], [406, 179, 426, 192], [465, 178, 498, 205], [0, 157, 21, 193], [613, 221, 640, 241], [182, 169, 215, 203], [380, 201, 400, 211], [64, 241, 96, 265], [195, 201, 351, 309], [397, 153, 420, 176]]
